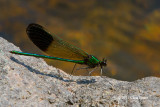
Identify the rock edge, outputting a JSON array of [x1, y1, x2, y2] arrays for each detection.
[[0, 37, 160, 107]]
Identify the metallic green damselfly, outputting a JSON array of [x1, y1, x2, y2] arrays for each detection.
[[10, 23, 107, 75]]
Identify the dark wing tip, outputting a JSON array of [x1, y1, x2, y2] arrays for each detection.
[[26, 23, 43, 32], [26, 23, 53, 51]]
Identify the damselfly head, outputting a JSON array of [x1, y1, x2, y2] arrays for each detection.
[[100, 58, 107, 67]]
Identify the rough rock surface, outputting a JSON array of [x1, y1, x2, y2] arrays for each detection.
[[0, 37, 160, 107]]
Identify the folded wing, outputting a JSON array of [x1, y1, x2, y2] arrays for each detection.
[[26, 23, 88, 60]]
